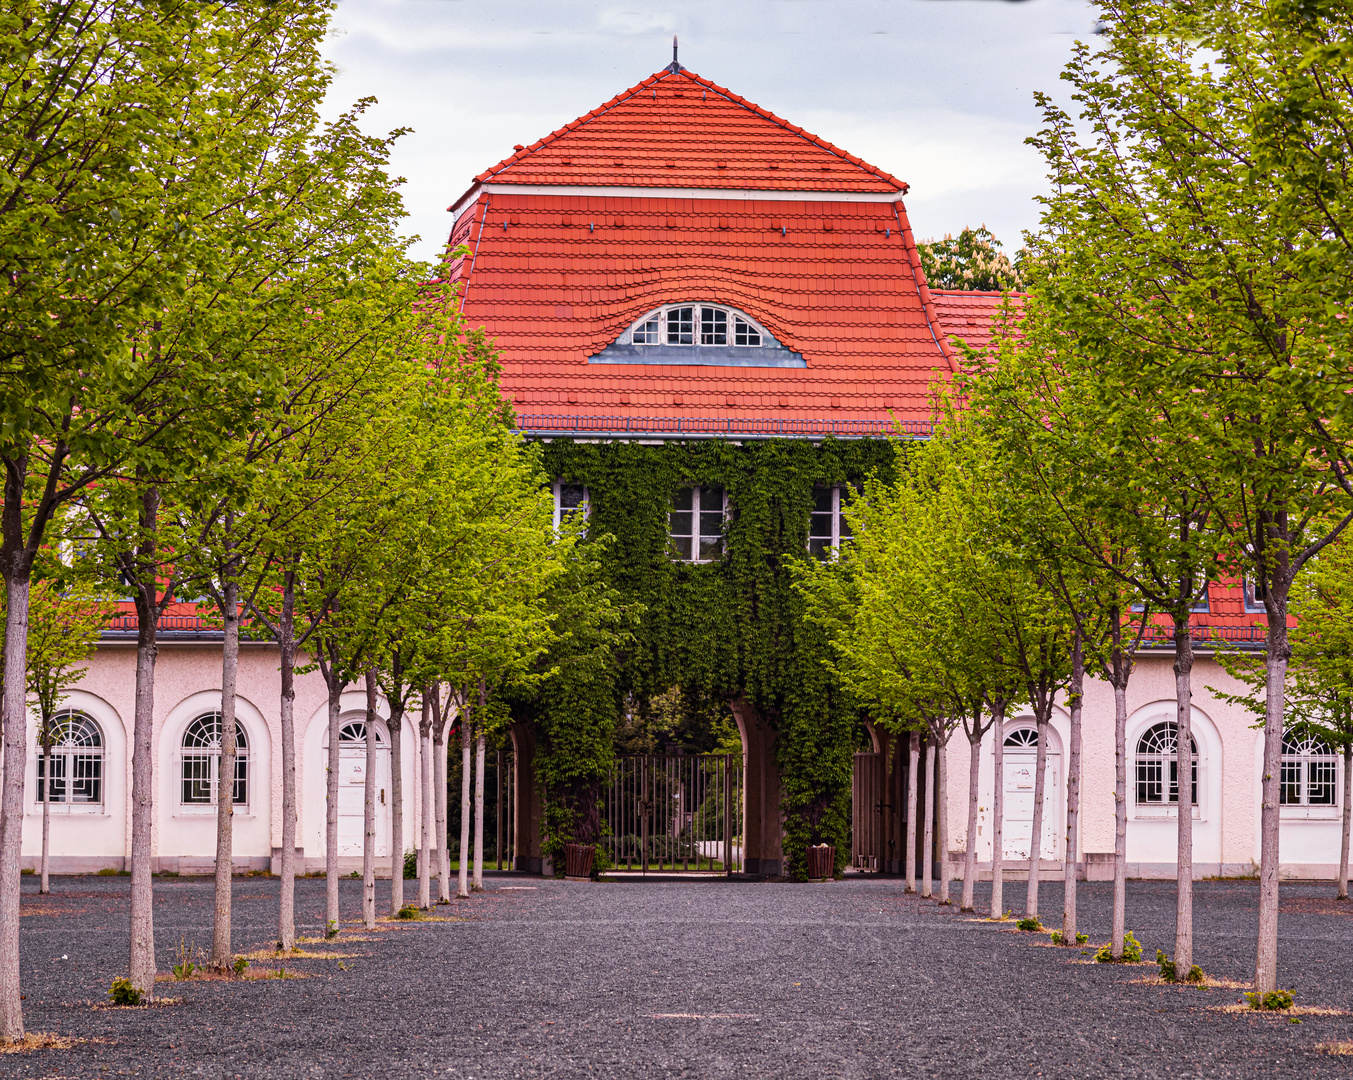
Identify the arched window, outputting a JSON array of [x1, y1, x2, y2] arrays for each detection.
[[1281, 731, 1337, 806], [1135, 722, 1197, 805], [1004, 728, 1039, 749], [630, 305, 765, 348], [339, 720, 376, 746], [37, 712, 103, 805], [181, 713, 248, 806]]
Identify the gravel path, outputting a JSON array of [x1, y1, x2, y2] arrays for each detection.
[[6, 872, 1353, 1078]]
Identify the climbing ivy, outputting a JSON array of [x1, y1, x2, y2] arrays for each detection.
[[530, 436, 902, 879]]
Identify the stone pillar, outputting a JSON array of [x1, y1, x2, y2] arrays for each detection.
[[731, 698, 782, 876], [508, 722, 545, 874]]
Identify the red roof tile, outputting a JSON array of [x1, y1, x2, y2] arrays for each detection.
[[445, 192, 955, 427], [931, 289, 1019, 356], [463, 68, 906, 198]]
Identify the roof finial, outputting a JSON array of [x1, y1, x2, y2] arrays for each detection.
[[669, 35, 681, 73]]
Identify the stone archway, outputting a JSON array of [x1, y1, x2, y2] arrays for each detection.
[[730, 698, 782, 876]]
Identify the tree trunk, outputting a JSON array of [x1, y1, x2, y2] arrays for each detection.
[[905, 731, 919, 894], [472, 722, 486, 892], [277, 572, 298, 950], [129, 579, 159, 998], [40, 741, 51, 895], [0, 572, 31, 1039], [936, 731, 950, 904], [388, 702, 406, 916], [1340, 741, 1351, 902], [1025, 711, 1049, 920], [1173, 614, 1195, 972], [362, 671, 377, 930], [458, 714, 472, 899], [322, 658, 342, 935], [1254, 598, 1291, 994], [1112, 679, 1129, 958], [1062, 633, 1084, 945], [991, 704, 1005, 920], [212, 576, 240, 970], [433, 691, 451, 903], [921, 740, 935, 899], [418, 693, 432, 909], [961, 724, 982, 912]]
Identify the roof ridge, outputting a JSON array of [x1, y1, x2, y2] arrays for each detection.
[[473, 68, 906, 192]]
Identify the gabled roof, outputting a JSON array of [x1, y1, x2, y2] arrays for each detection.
[[467, 67, 906, 196]]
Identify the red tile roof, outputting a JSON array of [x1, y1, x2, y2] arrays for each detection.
[[446, 191, 956, 429], [931, 290, 1019, 357], [462, 68, 906, 199]]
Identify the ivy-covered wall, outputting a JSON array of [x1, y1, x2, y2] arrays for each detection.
[[531, 436, 900, 878]]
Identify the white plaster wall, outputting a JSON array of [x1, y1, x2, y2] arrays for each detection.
[[945, 651, 1349, 877]]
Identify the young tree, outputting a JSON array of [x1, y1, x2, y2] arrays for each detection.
[[1029, 1, 1353, 988], [917, 227, 1025, 292], [24, 578, 114, 894]]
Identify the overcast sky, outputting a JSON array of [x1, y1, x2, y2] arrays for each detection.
[[322, 0, 1100, 263]]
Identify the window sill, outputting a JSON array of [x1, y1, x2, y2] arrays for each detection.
[[28, 805, 107, 817], [1133, 806, 1203, 821], [175, 807, 254, 819], [1280, 807, 1341, 821]]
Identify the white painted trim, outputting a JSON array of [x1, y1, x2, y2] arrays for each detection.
[[449, 182, 904, 217]]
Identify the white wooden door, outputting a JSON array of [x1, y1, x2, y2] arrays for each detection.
[[331, 723, 391, 857], [1002, 754, 1060, 861]]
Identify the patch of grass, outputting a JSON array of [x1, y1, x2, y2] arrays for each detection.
[[20, 868, 34, 876], [0, 1032, 85, 1053], [1245, 990, 1294, 1011], [95, 868, 128, 877], [1318, 1041, 1353, 1055], [1050, 930, 1088, 946], [1095, 931, 1143, 963], [1015, 917, 1042, 932], [232, 956, 248, 977], [108, 978, 142, 1006], [395, 904, 424, 921]]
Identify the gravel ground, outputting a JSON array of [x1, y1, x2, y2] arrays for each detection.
[[6, 872, 1353, 1078]]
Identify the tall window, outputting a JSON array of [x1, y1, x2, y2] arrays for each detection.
[[1243, 578, 1268, 614], [181, 713, 248, 807], [36, 712, 103, 806], [552, 480, 589, 531], [669, 487, 726, 562], [1281, 731, 1337, 806], [808, 486, 853, 560], [1135, 722, 1197, 805]]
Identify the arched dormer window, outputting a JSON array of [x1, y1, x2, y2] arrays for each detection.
[[590, 304, 806, 368]]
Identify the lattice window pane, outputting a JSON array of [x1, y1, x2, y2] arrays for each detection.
[[700, 307, 727, 346], [734, 316, 760, 347], [633, 316, 661, 345], [666, 307, 693, 345], [698, 487, 725, 560], [1308, 760, 1337, 805], [183, 755, 214, 804], [1137, 759, 1163, 804], [37, 753, 67, 803], [669, 487, 694, 559], [69, 753, 101, 804]]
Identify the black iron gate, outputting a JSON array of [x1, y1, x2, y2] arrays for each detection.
[[604, 754, 743, 874]]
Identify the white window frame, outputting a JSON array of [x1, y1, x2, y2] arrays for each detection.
[[1133, 721, 1201, 817], [627, 305, 767, 348], [1280, 731, 1339, 815], [1243, 578, 1267, 614], [179, 712, 249, 812], [35, 711, 105, 810], [552, 480, 590, 531], [669, 486, 728, 564], [808, 486, 854, 560]]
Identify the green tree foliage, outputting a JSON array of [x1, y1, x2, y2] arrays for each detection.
[[917, 227, 1024, 292], [538, 438, 896, 879], [1027, 0, 1353, 992]]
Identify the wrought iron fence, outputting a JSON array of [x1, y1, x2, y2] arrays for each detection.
[[495, 748, 516, 871], [603, 754, 743, 874]]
